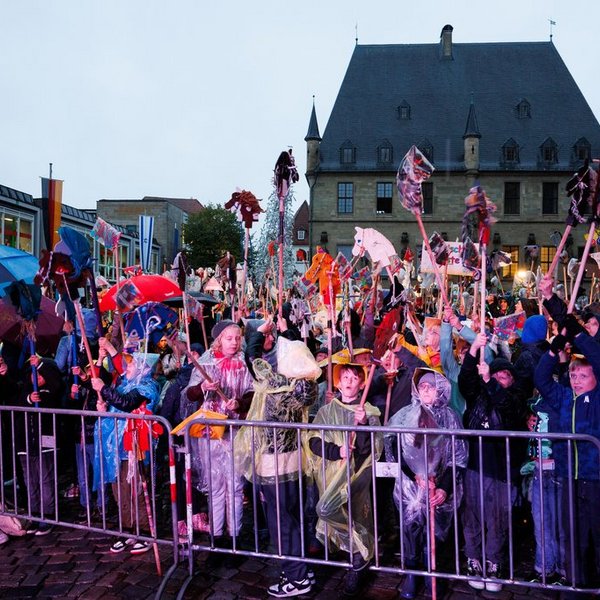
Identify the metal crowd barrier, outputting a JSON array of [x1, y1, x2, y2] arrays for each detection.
[[0, 405, 598, 599], [0, 405, 180, 580], [174, 415, 600, 598]]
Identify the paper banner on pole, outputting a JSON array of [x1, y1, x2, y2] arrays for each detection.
[[420, 241, 479, 277], [139, 215, 154, 273], [493, 311, 526, 341], [91, 217, 122, 248]]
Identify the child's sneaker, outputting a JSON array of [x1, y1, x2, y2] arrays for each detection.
[[130, 540, 152, 555], [110, 538, 135, 553], [466, 558, 485, 590], [485, 560, 503, 592], [268, 574, 312, 597]]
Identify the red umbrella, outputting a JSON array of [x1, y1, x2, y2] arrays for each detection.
[[98, 274, 183, 312], [0, 295, 64, 356]]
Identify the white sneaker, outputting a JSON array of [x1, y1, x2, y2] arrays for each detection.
[[268, 575, 312, 597], [485, 561, 503, 592], [466, 558, 485, 590]]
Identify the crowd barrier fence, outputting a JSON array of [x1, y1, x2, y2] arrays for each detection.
[[0, 405, 598, 599]]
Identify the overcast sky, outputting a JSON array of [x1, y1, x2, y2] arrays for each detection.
[[2, 0, 599, 216]]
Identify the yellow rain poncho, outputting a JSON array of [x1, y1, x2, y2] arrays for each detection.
[[305, 398, 382, 561]]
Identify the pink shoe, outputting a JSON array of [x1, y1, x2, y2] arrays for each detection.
[[177, 520, 188, 542], [192, 513, 210, 532]]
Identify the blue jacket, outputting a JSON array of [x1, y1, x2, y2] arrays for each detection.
[[534, 333, 600, 480]]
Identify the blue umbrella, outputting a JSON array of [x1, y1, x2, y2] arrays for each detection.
[[0, 245, 39, 297]]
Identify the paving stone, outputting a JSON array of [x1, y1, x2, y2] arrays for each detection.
[[34, 582, 74, 598], [0, 585, 41, 598]]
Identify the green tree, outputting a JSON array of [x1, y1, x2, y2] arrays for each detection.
[[183, 204, 243, 268]]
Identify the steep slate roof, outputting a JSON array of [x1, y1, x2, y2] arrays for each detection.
[[319, 40, 600, 172], [305, 102, 322, 141]]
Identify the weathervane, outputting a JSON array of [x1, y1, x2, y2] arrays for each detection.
[[549, 18, 556, 41]]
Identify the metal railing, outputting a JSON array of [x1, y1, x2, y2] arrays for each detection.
[[0, 405, 598, 598]]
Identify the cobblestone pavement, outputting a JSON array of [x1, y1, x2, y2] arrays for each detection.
[[0, 525, 579, 600]]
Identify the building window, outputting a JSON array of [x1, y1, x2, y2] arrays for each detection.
[[397, 101, 411, 120], [540, 138, 558, 165], [516, 99, 531, 119], [502, 245, 519, 277], [542, 182, 559, 215], [504, 182, 520, 215], [419, 139, 434, 163], [0, 210, 34, 252], [422, 182, 433, 214], [297, 229, 306, 241], [501, 138, 519, 165], [377, 141, 393, 165], [539, 246, 556, 272], [376, 182, 393, 214], [340, 141, 356, 165], [573, 137, 591, 164], [337, 183, 354, 214]]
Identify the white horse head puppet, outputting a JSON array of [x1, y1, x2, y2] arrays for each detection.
[[352, 227, 400, 276]]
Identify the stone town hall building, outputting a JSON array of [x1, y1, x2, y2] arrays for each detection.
[[304, 25, 600, 280]]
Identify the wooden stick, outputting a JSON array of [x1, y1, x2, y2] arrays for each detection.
[[74, 302, 98, 379], [179, 345, 230, 405], [547, 224, 573, 276], [414, 213, 449, 306], [430, 501, 437, 600], [182, 292, 192, 353], [568, 220, 596, 313], [479, 243, 487, 366]]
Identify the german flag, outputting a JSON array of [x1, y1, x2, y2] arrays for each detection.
[[41, 177, 63, 250]]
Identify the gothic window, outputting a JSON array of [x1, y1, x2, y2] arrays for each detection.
[[397, 100, 411, 120], [540, 138, 558, 165], [418, 139, 434, 163], [501, 138, 520, 165], [377, 140, 393, 165]]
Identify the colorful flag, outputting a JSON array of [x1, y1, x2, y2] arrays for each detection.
[[294, 276, 318, 299], [396, 145, 434, 213], [139, 215, 154, 273], [115, 280, 142, 312], [91, 217, 121, 248], [493, 311, 526, 341], [334, 252, 353, 281], [40, 177, 63, 250]]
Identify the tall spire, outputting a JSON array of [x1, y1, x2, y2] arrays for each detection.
[[463, 94, 481, 139], [305, 96, 321, 142]]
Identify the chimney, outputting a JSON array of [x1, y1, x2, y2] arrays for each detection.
[[440, 24, 453, 59]]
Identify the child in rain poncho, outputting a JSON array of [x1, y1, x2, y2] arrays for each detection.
[[235, 338, 321, 597], [386, 368, 468, 599], [91, 349, 161, 555], [181, 320, 254, 544], [305, 363, 382, 596]]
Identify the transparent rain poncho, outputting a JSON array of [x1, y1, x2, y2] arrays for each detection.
[[305, 398, 382, 561], [183, 347, 254, 494], [235, 358, 318, 485], [93, 353, 161, 490], [385, 368, 468, 538]]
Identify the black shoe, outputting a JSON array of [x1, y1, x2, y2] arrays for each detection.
[[343, 569, 361, 596], [400, 574, 418, 599]]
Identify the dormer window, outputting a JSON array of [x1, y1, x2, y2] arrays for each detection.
[[573, 137, 591, 163], [517, 99, 531, 119], [340, 140, 356, 165], [502, 138, 520, 164], [397, 100, 411, 120], [377, 140, 393, 165], [540, 137, 558, 165], [418, 139, 434, 163]]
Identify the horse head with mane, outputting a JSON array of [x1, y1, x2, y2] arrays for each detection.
[[304, 247, 340, 306]]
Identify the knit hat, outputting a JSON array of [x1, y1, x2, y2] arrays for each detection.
[[190, 342, 205, 355], [521, 315, 548, 344], [417, 372, 437, 388], [211, 319, 237, 341], [489, 358, 516, 376]]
